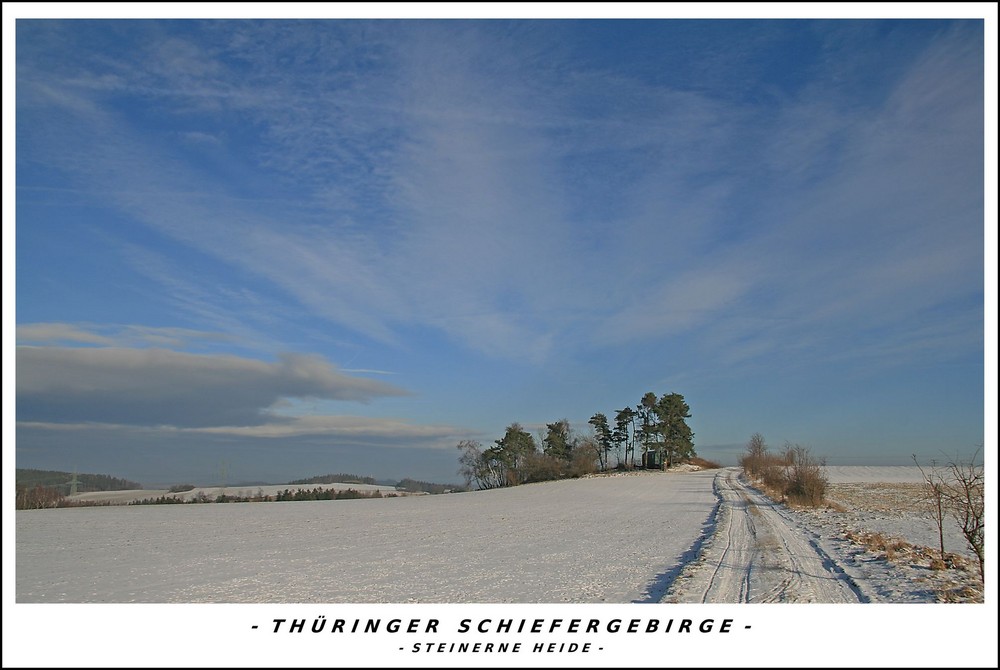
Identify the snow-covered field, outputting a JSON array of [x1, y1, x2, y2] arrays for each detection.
[[15, 466, 983, 605], [822, 465, 925, 483], [11, 465, 994, 669], [17, 470, 718, 603]]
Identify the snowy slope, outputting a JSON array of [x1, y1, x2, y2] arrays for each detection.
[[16, 470, 718, 603]]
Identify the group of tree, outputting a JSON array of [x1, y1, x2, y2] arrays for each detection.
[[15, 484, 124, 509], [738, 433, 828, 506], [913, 448, 985, 581], [15, 469, 142, 497], [588, 392, 696, 471], [457, 391, 696, 490], [15, 484, 67, 509], [456, 421, 594, 490], [288, 473, 465, 493], [129, 487, 396, 505], [16, 469, 144, 509], [396, 478, 467, 494], [271, 487, 392, 502]]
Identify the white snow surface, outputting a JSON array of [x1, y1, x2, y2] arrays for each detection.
[[17, 470, 717, 603], [822, 465, 925, 483], [16, 467, 981, 604]]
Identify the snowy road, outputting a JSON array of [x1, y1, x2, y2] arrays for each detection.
[[665, 469, 871, 603]]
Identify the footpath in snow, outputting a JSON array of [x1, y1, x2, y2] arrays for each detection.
[[665, 468, 982, 603], [665, 469, 869, 602]]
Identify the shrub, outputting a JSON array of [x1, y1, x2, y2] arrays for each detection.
[[739, 435, 827, 507], [783, 444, 827, 507], [522, 452, 565, 483], [566, 445, 599, 478]]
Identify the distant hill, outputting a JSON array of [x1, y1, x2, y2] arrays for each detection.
[[287, 472, 376, 486], [15, 468, 142, 495], [396, 478, 467, 494]]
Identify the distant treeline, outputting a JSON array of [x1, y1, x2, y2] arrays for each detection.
[[287, 472, 376, 485], [129, 487, 395, 505], [16, 469, 142, 495], [16, 468, 464, 510], [288, 473, 464, 493], [396, 478, 466, 494]]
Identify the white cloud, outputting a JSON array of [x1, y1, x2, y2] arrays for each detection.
[[18, 415, 466, 450], [16, 346, 410, 428], [16, 323, 115, 345], [17, 322, 234, 349], [15, 21, 985, 374], [186, 414, 463, 446]]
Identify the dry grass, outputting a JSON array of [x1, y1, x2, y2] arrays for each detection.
[[936, 584, 984, 603], [686, 456, 722, 470], [839, 525, 981, 601], [841, 528, 960, 566], [825, 482, 929, 515], [824, 499, 848, 513], [845, 529, 899, 560]]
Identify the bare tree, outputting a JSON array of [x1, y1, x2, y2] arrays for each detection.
[[782, 443, 827, 507], [943, 448, 985, 581], [739, 433, 768, 478], [913, 454, 948, 562], [456, 440, 504, 490]]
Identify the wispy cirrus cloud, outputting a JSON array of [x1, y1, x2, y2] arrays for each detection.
[[13, 19, 987, 481], [16, 322, 233, 349], [15, 20, 983, 376]]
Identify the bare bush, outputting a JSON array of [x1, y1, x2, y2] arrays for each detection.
[[783, 444, 827, 507], [914, 448, 984, 581], [912, 454, 949, 561], [760, 461, 788, 496], [739, 435, 827, 507], [944, 448, 984, 581], [738, 432, 769, 477]]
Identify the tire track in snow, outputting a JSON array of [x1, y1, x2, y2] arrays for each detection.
[[698, 471, 755, 602], [665, 469, 870, 603]]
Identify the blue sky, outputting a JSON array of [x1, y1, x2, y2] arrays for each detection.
[[9, 16, 992, 486]]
